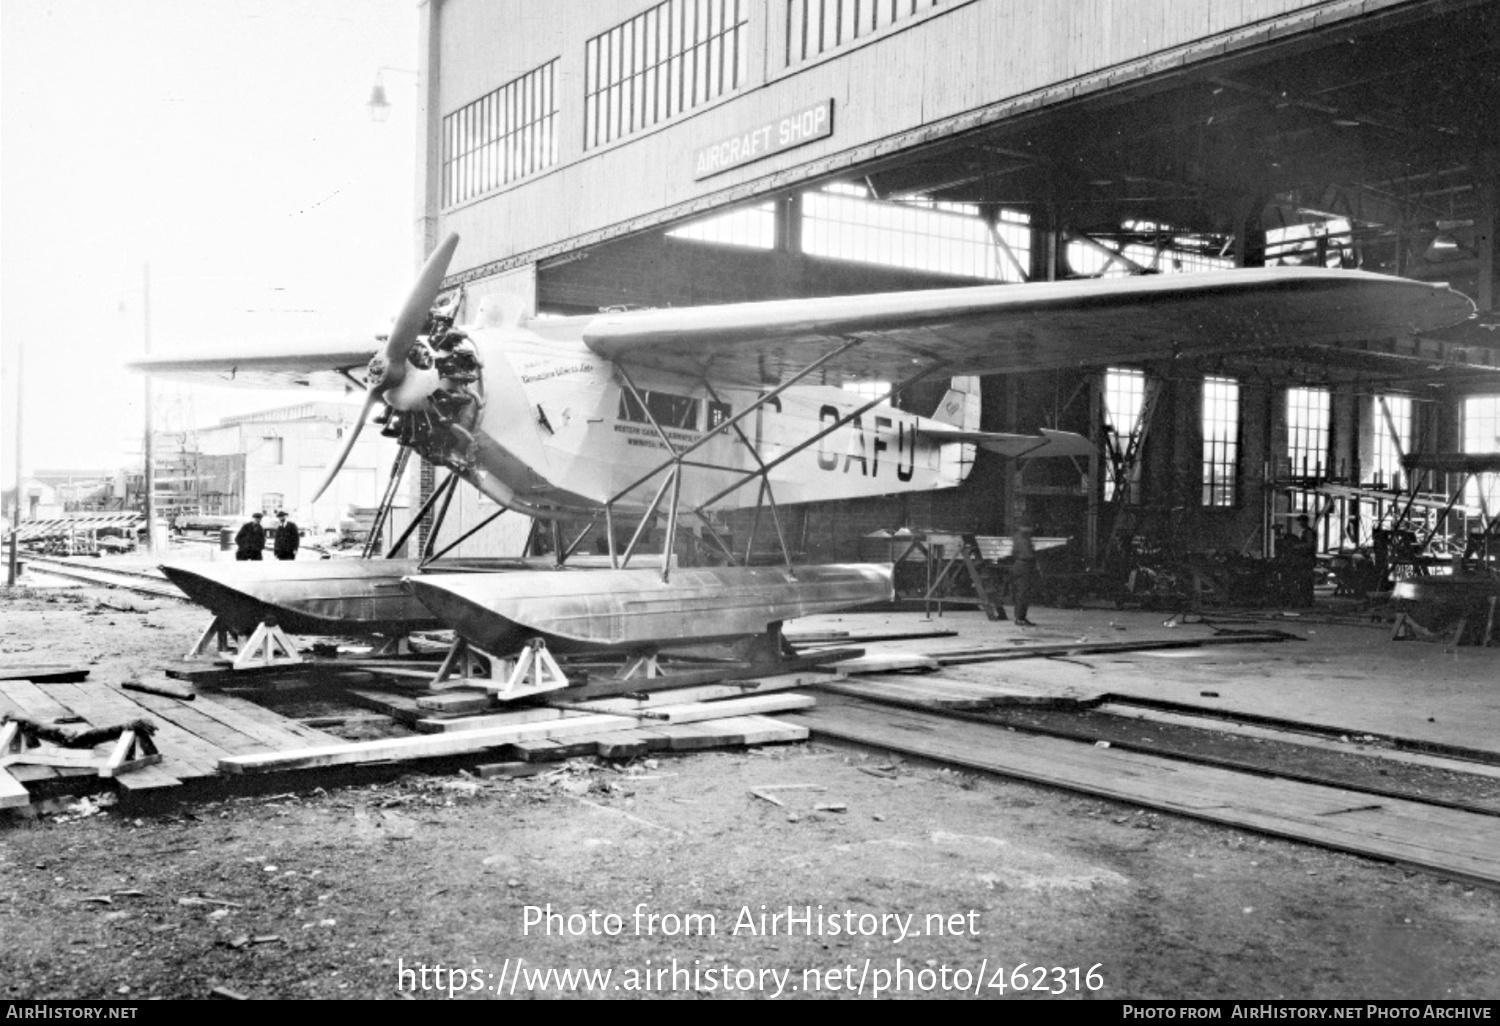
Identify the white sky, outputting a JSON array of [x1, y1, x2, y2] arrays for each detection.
[[1, 0, 421, 483]]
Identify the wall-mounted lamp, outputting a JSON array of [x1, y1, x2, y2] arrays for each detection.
[[367, 66, 418, 122]]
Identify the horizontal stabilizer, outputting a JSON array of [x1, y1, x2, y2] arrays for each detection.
[[918, 425, 1094, 459]]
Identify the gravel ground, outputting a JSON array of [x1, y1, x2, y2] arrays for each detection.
[[3, 584, 1500, 1001]]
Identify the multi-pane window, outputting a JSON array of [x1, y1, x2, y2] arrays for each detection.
[[1202, 376, 1240, 507], [1265, 218, 1355, 268], [1286, 387, 1330, 480], [804, 185, 1029, 281], [1371, 394, 1412, 489], [1067, 223, 1235, 278], [620, 389, 701, 431], [441, 60, 558, 208], [1286, 386, 1330, 537], [1463, 395, 1500, 511], [785, 0, 942, 65], [1104, 368, 1146, 502], [667, 202, 776, 248], [842, 379, 893, 403], [585, 0, 750, 150]]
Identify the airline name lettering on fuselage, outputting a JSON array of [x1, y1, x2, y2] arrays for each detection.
[[520, 361, 594, 384], [816, 405, 915, 482]]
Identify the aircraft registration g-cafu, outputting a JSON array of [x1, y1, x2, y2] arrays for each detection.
[[132, 233, 1475, 677]]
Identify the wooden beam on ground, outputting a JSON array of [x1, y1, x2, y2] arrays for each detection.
[[633, 693, 814, 724], [0, 666, 90, 684], [554, 672, 838, 714], [812, 674, 1090, 711], [412, 706, 587, 734], [792, 695, 1500, 888], [0, 766, 30, 808], [887, 631, 1296, 667], [217, 713, 639, 774]]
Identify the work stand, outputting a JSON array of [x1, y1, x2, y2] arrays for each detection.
[[430, 636, 569, 700], [922, 533, 1008, 621], [0, 718, 162, 801], [1390, 596, 1499, 648], [187, 617, 304, 671]]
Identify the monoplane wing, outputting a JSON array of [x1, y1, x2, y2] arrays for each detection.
[[917, 424, 1095, 459], [582, 267, 1476, 387], [126, 337, 377, 390]]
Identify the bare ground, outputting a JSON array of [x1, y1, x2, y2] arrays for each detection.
[[3, 584, 1500, 1001]]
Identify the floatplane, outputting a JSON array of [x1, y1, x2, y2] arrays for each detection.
[[132, 234, 1474, 690]]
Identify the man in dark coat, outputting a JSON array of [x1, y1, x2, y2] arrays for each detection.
[[234, 512, 265, 561], [1289, 513, 1318, 607], [1010, 522, 1038, 626], [273, 511, 300, 561]]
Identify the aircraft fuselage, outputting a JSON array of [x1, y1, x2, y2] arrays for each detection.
[[414, 320, 972, 517]]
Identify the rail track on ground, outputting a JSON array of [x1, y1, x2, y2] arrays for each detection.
[[20, 555, 186, 601]]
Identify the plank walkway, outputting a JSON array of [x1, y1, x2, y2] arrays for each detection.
[[791, 694, 1500, 888], [0, 677, 347, 801]]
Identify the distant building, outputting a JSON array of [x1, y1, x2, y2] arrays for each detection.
[[163, 401, 398, 531]]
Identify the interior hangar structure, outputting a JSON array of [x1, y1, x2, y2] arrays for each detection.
[[404, 0, 1500, 568]]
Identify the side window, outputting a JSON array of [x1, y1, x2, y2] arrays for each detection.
[[707, 400, 732, 432], [618, 389, 701, 431]]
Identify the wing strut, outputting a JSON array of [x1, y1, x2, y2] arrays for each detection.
[[604, 339, 863, 581], [361, 448, 413, 559], [603, 337, 949, 582]]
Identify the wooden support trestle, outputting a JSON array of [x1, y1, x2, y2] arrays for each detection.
[[0, 716, 162, 793], [369, 634, 412, 657], [428, 637, 570, 700], [231, 621, 303, 671], [619, 650, 662, 680], [187, 616, 236, 660]]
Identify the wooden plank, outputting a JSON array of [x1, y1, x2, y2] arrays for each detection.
[[413, 707, 583, 735], [505, 739, 569, 762], [0, 665, 91, 683], [346, 688, 427, 725], [141, 686, 346, 751], [813, 674, 1085, 711], [217, 712, 640, 773], [197, 691, 350, 747], [114, 691, 274, 758], [0, 766, 31, 808], [594, 730, 658, 759], [414, 690, 495, 715], [561, 672, 840, 714], [925, 632, 1293, 666], [556, 653, 850, 701], [644, 693, 815, 724], [43, 683, 219, 780], [474, 761, 550, 779], [652, 715, 810, 751], [0, 679, 79, 721], [114, 764, 185, 792], [821, 652, 940, 674], [121, 680, 196, 701], [1095, 703, 1500, 782], [0, 691, 61, 783], [792, 696, 1500, 887]]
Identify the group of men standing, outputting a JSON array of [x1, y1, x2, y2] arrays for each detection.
[[234, 511, 300, 561]]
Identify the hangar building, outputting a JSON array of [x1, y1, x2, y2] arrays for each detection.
[[403, 0, 1499, 584]]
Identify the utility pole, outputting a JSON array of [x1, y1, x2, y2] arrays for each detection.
[[142, 263, 155, 553], [6, 342, 22, 586]]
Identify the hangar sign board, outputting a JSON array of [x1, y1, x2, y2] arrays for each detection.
[[693, 99, 834, 180]]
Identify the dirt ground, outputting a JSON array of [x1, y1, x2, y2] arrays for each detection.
[[3, 584, 1500, 1001]]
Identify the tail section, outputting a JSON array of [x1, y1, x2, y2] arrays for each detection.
[[932, 376, 980, 428], [936, 376, 980, 486]]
